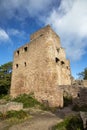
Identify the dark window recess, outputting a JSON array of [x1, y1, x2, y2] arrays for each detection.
[[61, 61, 65, 65], [17, 50, 19, 55], [40, 34, 43, 37], [24, 62, 26, 66], [55, 57, 60, 63], [24, 47, 27, 52], [57, 48, 60, 53], [77, 93, 80, 97], [16, 64, 18, 68]]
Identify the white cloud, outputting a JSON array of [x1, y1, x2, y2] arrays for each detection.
[[8, 29, 25, 36], [0, 28, 27, 45], [0, 28, 10, 42], [45, 0, 87, 61], [0, 0, 54, 21], [8, 29, 20, 36], [0, 0, 87, 61], [7, 28, 28, 42]]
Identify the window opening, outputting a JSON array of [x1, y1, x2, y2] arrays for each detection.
[[16, 64, 18, 68], [24, 62, 26, 67], [77, 93, 80, 97], [17, 50, 19, 55], [57, 48, 60, 53], [61, 61, 65, 65], [40, 34, 43, 37], [55, 57, 59, 63], [24, 47, 27, 52]]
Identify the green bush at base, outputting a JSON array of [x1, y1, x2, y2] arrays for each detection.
[[12, 94, 48, 110], [13, 94, 41, 108], [52, 115, 83, 130], [0, 110, 28, 120]]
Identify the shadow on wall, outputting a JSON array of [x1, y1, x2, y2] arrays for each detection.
[[72, 87, 87, 111]]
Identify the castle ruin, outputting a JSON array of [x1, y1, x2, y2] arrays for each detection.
[[10, 25, 71, 107]]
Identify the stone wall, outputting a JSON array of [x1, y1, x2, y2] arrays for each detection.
[[83, 80, 87, 87], [10, 25, 71, 107], [72, 79, 87, 87], [73, 88, 87, 106], [59, 85, 81, 98], [0, 102, 23, 113], [60, 85, 87, 107]]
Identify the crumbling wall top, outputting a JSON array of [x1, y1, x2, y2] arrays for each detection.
[[30, 25, 59, 41]]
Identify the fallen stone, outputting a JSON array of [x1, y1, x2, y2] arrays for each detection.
[[0, 102, 23, 113]]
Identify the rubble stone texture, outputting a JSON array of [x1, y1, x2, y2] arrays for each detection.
[[10, 25, 71, 107], [0, 102, 23, 113]]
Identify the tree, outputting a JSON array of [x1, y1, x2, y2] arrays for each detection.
[[78, 68, 87, 80], [0, 62, 12, 95]]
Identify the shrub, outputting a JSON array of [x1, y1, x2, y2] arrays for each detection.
[[0, 110, 28, 120], [6, 110, 28, 119], [52, 115, 83, 130], [0, 94, 11, 101], [13, 94, 44, 108], [12, 94, 54, 111]]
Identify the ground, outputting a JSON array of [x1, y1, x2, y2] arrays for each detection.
[[9, 111, 61, 130], [0, 106, 76, 130]]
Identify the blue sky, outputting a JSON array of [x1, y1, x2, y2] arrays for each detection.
[[0, 0, 87, 79]]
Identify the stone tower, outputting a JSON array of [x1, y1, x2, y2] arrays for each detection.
[[10, 25, 71, 107]]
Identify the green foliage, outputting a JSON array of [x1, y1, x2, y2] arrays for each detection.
[[13, 94, 44, 108], [64, 96, 72, 107], [72, 105, 87, 112], [12, 94, 53, 111], [52, 115, 83, 130], [0, 94, 11, 101], [0, 62, 12, 95], [6, 110, 28, 119], [78, 67, 87, 80], [0, 110, 28, 120]]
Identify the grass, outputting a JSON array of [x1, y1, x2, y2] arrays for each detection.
[[0, 94, 11, 102], [6, 110, 28, 119], [0, 93, 61, 112], [12, 93, 54, 111], [52, 115, 83, 130], [0, 110, 29, 120], [12, 94, 45, 109], [0, 110, 31, 130], [0, 93, 55, 111]]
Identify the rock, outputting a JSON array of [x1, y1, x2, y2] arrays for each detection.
[[80, 111, 87, 130], [0, 102, 23, 113]]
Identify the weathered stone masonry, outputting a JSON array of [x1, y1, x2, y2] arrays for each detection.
[[10, 25, 71, 107]]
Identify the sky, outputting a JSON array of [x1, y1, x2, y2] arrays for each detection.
[[0, 0, 87, 79]]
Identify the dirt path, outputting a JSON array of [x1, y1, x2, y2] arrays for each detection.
[[9, 111, 62, 130], [0, 106, 76, 130]]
